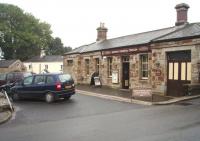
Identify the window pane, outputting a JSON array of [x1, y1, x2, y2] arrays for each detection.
[[187, 62, 191, 81], [95, 58, 99, 73], [59, 74, 72, 82], [67, 60, 73, 66], [0, 73, 6, 80], [34, 76, 45, 85], [85, 59, 89, 75], [181, 63, 186, 80], [140, 54, 148, 79], [107, 57, 112, 77], [142, 64, 148, 70], [24, 76, 33, 85], [174, 63, 179, 80], [168, 63, 173, 80], [46, 76, 55, 84], [143, 71, 148, 78]]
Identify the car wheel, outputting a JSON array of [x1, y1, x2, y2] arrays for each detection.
[[64, 96, 71, 100], [12, 93, 20, 101], [45, 92, 54, 103]]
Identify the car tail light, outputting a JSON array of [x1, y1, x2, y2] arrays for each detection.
[[56, 83, 61, 91]]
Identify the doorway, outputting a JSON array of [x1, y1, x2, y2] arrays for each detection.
[[122, 56, 129, 89], [167, 50, 191, 96]]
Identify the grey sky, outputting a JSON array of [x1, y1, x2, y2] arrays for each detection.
[[1, 0, 200, 48]]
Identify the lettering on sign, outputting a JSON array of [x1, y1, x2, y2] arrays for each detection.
[[102, 46, 149, 56], [111, 50, 119, 54], [129, 48, 138, 52], [139, 47, 149, 51], [119, 49, 128, 53], [103, 51, 111, 55]]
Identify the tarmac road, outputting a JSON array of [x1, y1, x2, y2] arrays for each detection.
[[0, 93, 200, 141]]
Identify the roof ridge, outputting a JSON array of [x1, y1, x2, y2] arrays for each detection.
[[106, 26, 176, 41]]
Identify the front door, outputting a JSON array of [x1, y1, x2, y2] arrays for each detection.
[[122, 56, 129, 89], [167, 51, 191, 97]]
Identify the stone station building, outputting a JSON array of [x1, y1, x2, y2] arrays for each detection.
[[64, 3, 200, 97]]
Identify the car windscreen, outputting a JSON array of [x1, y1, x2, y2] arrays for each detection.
[[58, 74, 72, 82], [0, 73, 6, 80]]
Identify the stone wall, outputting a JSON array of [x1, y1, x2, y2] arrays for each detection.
[[64, 51, 152, 90], [64, 38, 200, 96], [151, 38, 200, 95], [129, 53, 152, 89]]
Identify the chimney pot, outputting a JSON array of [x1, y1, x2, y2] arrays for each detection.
[[96, 23, 108, 41], [175, 3, 190, 26]]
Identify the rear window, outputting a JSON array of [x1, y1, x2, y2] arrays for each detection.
[[23, 72, 32, 78], [14, 72, 32, 81], [58, 74, 72, 82], [0, 73, 6, 80]]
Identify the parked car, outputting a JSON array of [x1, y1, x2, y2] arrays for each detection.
[[0, 72, 32, 94], [10, 73, 75, 103]]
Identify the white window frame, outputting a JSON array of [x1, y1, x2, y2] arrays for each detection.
[[140, 54, 148, 80], [95, 58, 100, 73], [85, 59, 90, 75], [107, 57, 112, 77]]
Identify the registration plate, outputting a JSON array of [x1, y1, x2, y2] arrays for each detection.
[[65, 85, 72, 89]]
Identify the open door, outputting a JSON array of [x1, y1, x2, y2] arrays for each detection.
[[122, 56, 129, 89]]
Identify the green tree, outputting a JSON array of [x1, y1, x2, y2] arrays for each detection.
[[47, 37, 72, 55], [0, 3, 52, 61], [63, 46, 72, 53]]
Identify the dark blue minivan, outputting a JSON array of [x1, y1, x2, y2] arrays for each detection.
[[10, 73, 75, 103]]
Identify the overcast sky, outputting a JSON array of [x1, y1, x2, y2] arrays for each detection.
[[1, 0, 200, 48]]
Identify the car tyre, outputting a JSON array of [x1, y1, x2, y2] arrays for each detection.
[[12, 92, 20, 101], [64, 96, 71, 101], [45, 92, 54, 103]]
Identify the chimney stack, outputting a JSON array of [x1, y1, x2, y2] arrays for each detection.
[[175, 3, 190, 26], [96, 23, 108, 41]]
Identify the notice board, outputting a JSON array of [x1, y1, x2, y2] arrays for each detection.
[[112, 70, 119, 84], [94, 77, 101, 86]]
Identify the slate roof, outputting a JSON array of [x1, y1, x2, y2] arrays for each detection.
[[66, 23, 200, 55], [153, 23, 200, 42], [25, 55, 63, 63], [0, 59, 18, 68]]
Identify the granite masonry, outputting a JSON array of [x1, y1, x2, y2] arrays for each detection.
[[64, 3, 200, 97]]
